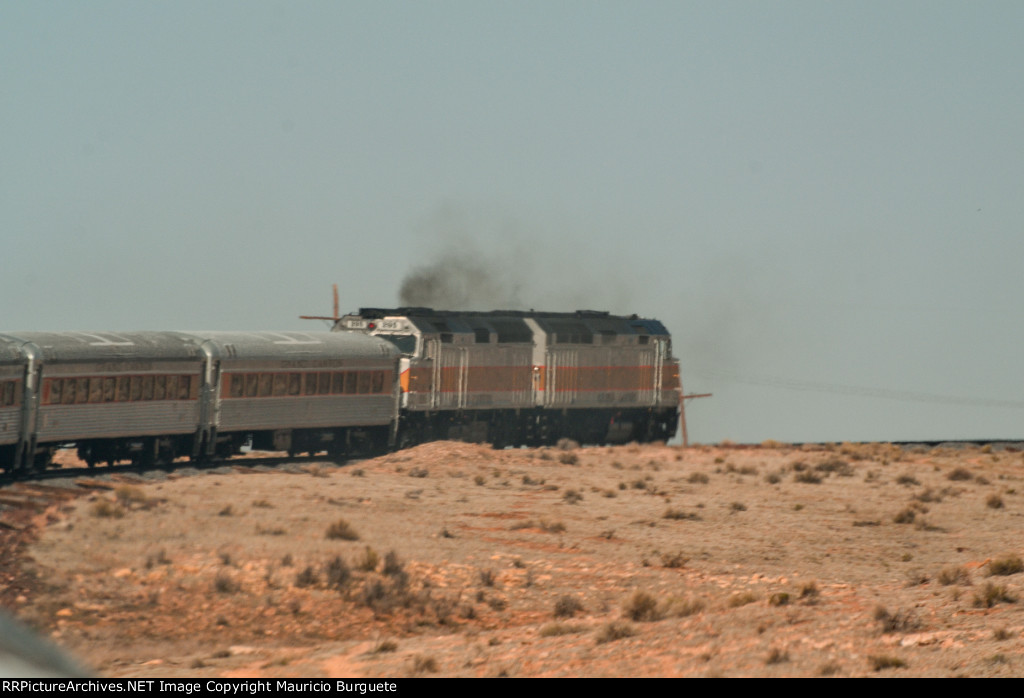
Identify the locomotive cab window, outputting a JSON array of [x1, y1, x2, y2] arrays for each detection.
[[379, 334, 417, 354]]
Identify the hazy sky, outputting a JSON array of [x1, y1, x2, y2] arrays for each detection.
[[4, 1, 1023, 444]]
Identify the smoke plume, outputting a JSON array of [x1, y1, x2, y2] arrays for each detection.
[[395, 204, 636, 313], [399, 248, 524, 310]]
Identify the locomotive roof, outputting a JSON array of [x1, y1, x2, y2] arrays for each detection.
[[351, 308, 671, 338]]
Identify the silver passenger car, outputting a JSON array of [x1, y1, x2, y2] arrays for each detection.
[[1, 331, 204, 468], [188, 331, 400, 458], [0, 336, 27, 463]]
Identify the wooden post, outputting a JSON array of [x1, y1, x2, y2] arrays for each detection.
[[679, 386, 712, 448]]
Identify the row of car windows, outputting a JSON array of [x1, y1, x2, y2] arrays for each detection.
[[42, 375, 198, 405], [224, 370, 390, 399]]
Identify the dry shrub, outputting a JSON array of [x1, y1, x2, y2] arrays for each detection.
[[987, 494, 1005, 509], [115, 485, 151, 507], [213, 572, 240, 595], [326, 518, 360, 541], [355, 546, 379, 572], [728, 592, 758, 608], [816, 458, 854, 476], [663, 508, 700, 521], [893, 508, 916, 524], [623, 590, 662, 622], [595, 621, 636, 644], [382, 551, 404, 577], [411, 655, 438, 674], [325, 556, 351, 589], [540, 623, 583, 637], [948, 467, 974, 481], [660, 552, 688, 569], [91, 500, 125, 519], [987, 556, 1024, 576], [687, 472, 709, 484], [540, 519, 566, 533], [974, 582, 1016, 608], [937, 566, 972, 586], [145, 549, 171, 568], [794, 471, 822, 484], [661, 597, 704, 617], [874, 606, 920, 633], [558, 451, 579, 465], [799, 581, 820, 601], [373, 640, 398, 654], [295, 566, 318, 588], [553, 595, 585, 618], [869, 655, 907, 671]]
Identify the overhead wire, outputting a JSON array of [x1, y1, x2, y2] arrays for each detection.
[[687, 369, 1024, 410]]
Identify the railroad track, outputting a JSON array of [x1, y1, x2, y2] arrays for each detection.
[[0, 453, 354, 515]]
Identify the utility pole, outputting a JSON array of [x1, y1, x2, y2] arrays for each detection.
[[679, 387, 712, 448]]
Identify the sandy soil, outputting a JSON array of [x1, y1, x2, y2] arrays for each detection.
[[4, 440, 1024, 677]]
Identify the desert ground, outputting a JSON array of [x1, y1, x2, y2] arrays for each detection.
[[3, 439, 1024, 677]]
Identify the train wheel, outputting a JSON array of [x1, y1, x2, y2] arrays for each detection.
[[32, 449, 53, 471]]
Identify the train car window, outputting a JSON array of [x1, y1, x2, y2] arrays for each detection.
[[1, 382, 12, 407], [318, 372, 331, 395], [288, 373, 301, 396], [357, 371, 371, 394], [88, 378, 103, 403], [273, 373, 288, 397], [48, 379, 62, 405], [86, 374, 100, 403], [154, 375, 166, 400], [103, 377, 116, 402], [345, 371, 358, 394], [117, 376, 130, 402], [76, 378, 89, 404], [379, 334, 417, 354], [130, 376, 142, 402], [243, 373, 257, 397], [440, 333, 453, 344], [372, 371, 385, 393], [473, 328, 490, 344], [62, 379, 75, 405], [259, 373, 273, 397], [180, 375, 194, 400], [304, 373, 318, 395], [332, 372, 345, 394], [637, 336, 649, 345], [141, 375, 154, 401], [164, 375, 177, 400], [228, 375, 244, 398]]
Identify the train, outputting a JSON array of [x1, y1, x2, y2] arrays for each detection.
[[0, 309, 681, 475]]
